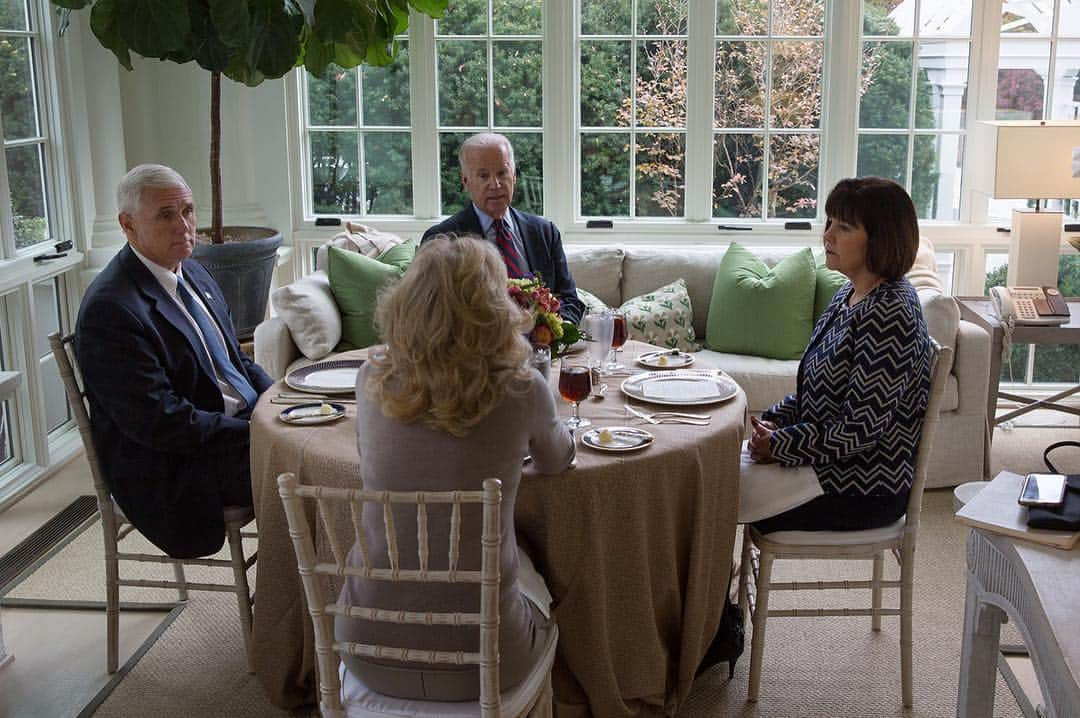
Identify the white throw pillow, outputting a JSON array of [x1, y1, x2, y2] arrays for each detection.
[[271, 270, 342, 359]]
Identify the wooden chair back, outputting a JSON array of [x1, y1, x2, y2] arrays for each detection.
[[277, 472, 504, 717]]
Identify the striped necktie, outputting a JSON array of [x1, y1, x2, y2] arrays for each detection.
[[494, 218, 526, 278], [176, 275, 258, 409]]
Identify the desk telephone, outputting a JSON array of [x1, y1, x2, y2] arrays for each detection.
[[990, 286, 1070, 325]]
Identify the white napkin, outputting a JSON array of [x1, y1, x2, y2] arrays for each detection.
[[515, 545, 553, 619], [737, 441, 824, 523], [641, 376, 720, 402]]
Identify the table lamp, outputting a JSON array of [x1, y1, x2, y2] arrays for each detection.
[[978, 120, 1080, 287]]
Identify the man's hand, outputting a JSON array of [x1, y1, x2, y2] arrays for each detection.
[[748, 415, 777, 463]]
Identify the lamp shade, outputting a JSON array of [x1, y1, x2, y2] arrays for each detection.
[[978, 121, 1080, 199]]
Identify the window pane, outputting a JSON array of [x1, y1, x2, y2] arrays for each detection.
[[857, 133, 907, 184], [773, 0, 824, 36], [635, 132, 684, 217], [581, 40, 631, 126], [861, 41, 913, 129], [0, 1, 28, 31], [714, 41, 765, 128], [439, 131, 471, 214], [364, 133, 412, 215], [581, 0, 631, 34], [713, 133, 763, 218], [769, 133, 818, 218], [438, 0, 487, 35], [581, 133, 630, 216], [362, 45, 410, 126], [717, 0, 766, 36], [8, 142, 48, 248], [510, 131, 543, 215], [493, 41, 542, 126], [310, 132, 359, 214], [1036, 254, 1080, 381], [1001, 2, 1049, 34], [919, 1, 971, 37], [1049, 39, 1080, 120], [308, 66, 357, 127], [996, 58, 1048, 119], [32, 278, 67, 432], [636, 40, 687, 128], [0, 35, 40, 140], [638, 0, 687, 35], [771, 40, 822, 129], [493, 0, 541, 34], [1062, 3, 1080, 36], [912, 133, 960, 220], [438, 40, 488, 126], [0, 400, 12, 469], [915, 40, 968, 130], [863, 0, 912, 36]]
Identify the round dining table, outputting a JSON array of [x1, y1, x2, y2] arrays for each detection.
[[248, 340, 747, 717]]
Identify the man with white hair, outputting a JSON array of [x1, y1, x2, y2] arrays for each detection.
[[75, 164, 272, 559], [422, 133, 585, 323]]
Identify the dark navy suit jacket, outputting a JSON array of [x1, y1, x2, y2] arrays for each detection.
[[421, 205, 585, 324], [75, 244, 273, 558]]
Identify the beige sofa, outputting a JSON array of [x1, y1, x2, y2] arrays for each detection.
[[254, 238, 990, 488]]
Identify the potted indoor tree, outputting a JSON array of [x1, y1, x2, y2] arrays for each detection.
[[51, 0, 447, 339]]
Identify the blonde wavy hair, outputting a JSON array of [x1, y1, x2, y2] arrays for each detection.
[[366, 235, 534, 436]]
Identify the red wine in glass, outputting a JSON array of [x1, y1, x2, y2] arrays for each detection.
[[611, 314, 628, 349], [559, 365, 591, 402]]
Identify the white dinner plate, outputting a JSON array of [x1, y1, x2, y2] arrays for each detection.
[[285, 359, 364, 395], [620, 371, 739, 406], [581, 425, 654, 452], [636, 350, 695, 369], [278, 402, 347, 425]]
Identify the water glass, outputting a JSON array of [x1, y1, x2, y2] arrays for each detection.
[[530, 345, 551, 380], [582, 311, 614, 372]]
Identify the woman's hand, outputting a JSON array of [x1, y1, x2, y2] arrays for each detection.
[[748, 415, 777, 463]]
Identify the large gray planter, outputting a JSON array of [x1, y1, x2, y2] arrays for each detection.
[[192, 227, 283, 342]]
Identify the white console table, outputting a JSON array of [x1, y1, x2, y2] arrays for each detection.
[[957, 514, 1080, 716], [0, 369, 20, 670]]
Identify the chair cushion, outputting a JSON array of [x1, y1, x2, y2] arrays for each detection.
[[619, 279, 700, 352], [761, 516, 906, 546], [328, 240, 417, 351], [271, 270, 342, 360], [918, 289, 960, 350], [339, 625, 558, 717], [566, 246, 624, 309], [706, 242, 816, 360]]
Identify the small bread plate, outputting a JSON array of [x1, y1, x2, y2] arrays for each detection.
[[636, 349, 695, 369], [285, 358, 364, 395], [621, 371, 738, 406], [279, 402, 347, 425], [581, 425, 654, 452]]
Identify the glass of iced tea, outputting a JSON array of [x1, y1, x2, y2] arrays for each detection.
[[558, 358, 592, 429], [608, 311, 628, 371]]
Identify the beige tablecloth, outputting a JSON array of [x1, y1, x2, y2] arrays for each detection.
[[249, 342, 746, 717]]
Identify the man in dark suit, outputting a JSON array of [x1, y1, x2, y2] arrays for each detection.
[[422, 133, 585, 324], [75, 164, 273, 559]]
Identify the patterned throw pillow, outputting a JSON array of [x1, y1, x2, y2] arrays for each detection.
[[619, 279, 700, 352], [576, 287, 610, 315]]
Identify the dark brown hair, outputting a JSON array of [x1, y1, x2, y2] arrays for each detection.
[[824, 177, 919, 281]]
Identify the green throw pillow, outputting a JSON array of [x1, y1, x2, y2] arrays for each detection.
[[328, 239, 416, 350], [813, 256, 848, 322], [619, 279, 700, 352], [705, 242, 815, 360]]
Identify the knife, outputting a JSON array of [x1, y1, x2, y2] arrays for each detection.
[[624, 404, 658, 424]]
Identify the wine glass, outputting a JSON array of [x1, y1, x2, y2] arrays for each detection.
[[558, 357, 592, 429], [607, 311, 628, 371], [581, 311, 614, 374]]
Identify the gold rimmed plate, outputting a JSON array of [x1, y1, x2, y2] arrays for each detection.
[[581, 425, 654, 452], [621, 371, 738, 406], [636, 350, 695, 369]]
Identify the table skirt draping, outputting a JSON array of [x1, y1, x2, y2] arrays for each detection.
[[249, 343, 746, 716]]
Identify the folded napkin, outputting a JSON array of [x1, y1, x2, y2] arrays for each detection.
[[1026, 475, 1080, 531], [641, 377, 720, 402], [737, 441, 824, 524]]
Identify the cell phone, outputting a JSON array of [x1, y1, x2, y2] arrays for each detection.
[[1018, 473, 1067, 507]]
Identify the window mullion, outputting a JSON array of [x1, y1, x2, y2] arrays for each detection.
[[684, 0, 716, 222], [544, 1, 574, 226], [409, 11, 440, 219], [820, 0, 860, 198], [961, 0, 1003, 225]]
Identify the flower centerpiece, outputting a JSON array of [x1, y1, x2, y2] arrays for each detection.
[[508, 276, 581, 358]]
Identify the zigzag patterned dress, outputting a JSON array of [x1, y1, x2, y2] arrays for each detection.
[[763, 279, 932, 502]]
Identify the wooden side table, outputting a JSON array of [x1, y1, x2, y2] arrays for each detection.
[[955, 297, 1080, 434]]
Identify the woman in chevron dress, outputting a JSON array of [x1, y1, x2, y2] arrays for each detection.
[[746, 176, 933, 534]]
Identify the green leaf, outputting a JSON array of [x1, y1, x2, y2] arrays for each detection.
[[115, 0, 190, 57], [407, 0, 447, 18], [88, 0, 132, 70], [250, 9, 304, 79], [209, 0, 251, 49]]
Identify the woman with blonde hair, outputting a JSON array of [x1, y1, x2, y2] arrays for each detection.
[[335, 235, 575, 700]]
